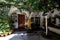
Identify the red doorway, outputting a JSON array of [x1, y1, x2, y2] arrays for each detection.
[[18, 14, 26, 30]]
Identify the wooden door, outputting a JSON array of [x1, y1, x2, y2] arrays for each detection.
[[18, 14, 25, 29]]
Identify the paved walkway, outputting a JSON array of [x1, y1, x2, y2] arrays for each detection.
[[0, 31, 59, 40]]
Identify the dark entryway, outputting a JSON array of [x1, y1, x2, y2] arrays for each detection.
[[18, 14, 26, 30]]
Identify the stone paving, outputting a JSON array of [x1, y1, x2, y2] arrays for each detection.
[[0, 31, 60, 40]]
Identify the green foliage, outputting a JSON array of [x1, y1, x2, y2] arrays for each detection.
[[22, 0, 57, 12], [23, 0, 40, 11], [0, 6, 13, 34], [0, 23, 10, 33], [0, 0, 59, 12]]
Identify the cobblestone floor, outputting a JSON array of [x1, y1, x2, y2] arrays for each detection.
[[0, 31, 60, 40]]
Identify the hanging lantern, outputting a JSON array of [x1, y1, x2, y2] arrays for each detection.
[[47, 2, 53, 7], [29, 3, 32, 7], [47, 3, 50, 7]]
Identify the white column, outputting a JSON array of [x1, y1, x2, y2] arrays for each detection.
[[17, 14, 18, 29], [56, 18, 59, 25], [39, 12, 43, 28], [45, 16, 48, 35]]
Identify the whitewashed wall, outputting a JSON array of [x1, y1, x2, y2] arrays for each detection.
[[48, 9, 60, 34], [8, 6, 22, 29], [51, 9, 60, 25], [8, 6, 60, 29], [30, 11, 51, 28], [31, 9, 60, 28]]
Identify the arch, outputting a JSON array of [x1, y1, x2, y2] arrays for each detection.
[[8, 6, 21, 16]]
